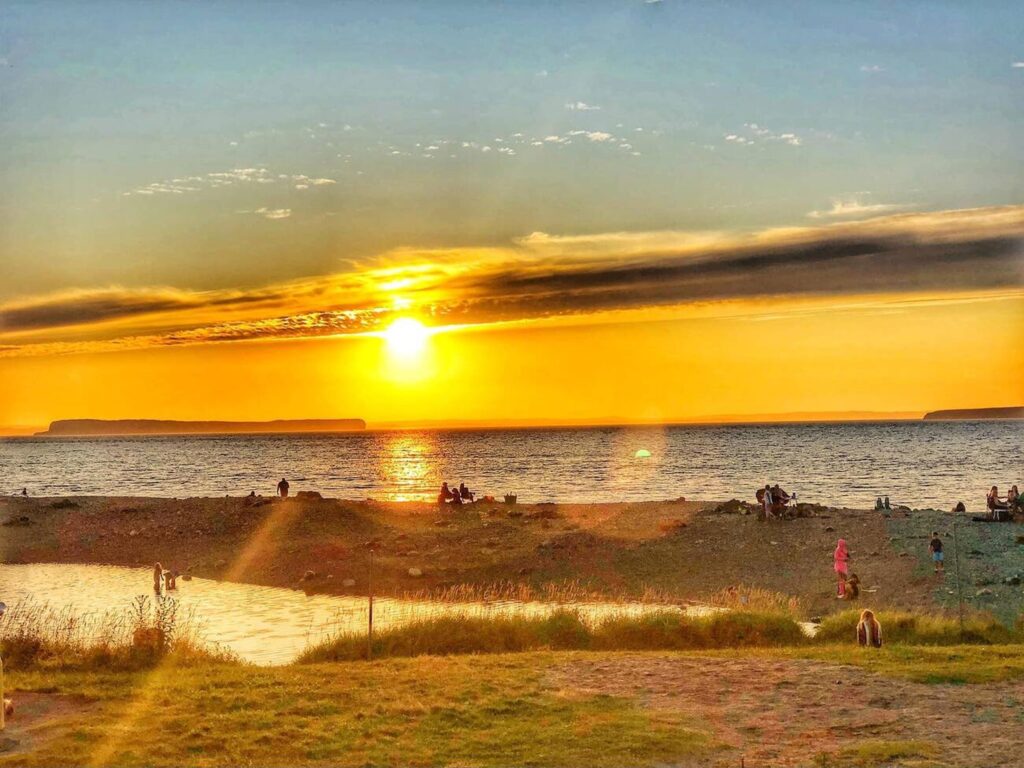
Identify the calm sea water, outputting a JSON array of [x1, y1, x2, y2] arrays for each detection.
[[0, 422, 1020, 508]]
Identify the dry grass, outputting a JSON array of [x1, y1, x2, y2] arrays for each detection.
[[0, 596, 235, 670]]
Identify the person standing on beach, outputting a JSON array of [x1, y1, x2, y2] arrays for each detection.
[[277, 478, 290, 498], [929, 531, 944, 574], [833, 539, 850, 598]]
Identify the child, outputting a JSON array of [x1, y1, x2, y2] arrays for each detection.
[[929, 531, 944, 574], [833, 539, 850, 598], [856, 609, 882, 648]]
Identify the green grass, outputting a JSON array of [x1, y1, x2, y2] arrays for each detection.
[[815, 739, 940, 767], [2, 654, 711, 767], [300, 609, 808, 662], [778, 643, 1024, 684]]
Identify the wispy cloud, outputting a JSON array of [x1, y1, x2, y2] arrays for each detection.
[[255, 207, 292, 219], [565, 101, 601, 111], [807, 197, 910, 219], [3, 205, 1021, 357], [860, 64, 884, 73], [724, 123, 802, 147], [1012, 61, 1024, 68]]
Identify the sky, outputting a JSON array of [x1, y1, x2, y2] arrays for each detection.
[[1, 1, 1022, 430]]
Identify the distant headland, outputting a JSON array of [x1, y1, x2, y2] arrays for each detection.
[[36, 418, 366, 436], [922, 406, 1024, 421]]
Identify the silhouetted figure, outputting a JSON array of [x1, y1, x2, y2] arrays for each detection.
[[875, 497, 885, 511], [20, 488, 27, 497], [277, 478, 290, 498], [153, 562, 164, 594], [459, 482, 474, 502], [438, 482, 454, 504], [883, 496, 891, 510]]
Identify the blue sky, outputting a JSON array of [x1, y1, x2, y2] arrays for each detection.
[[1, 0, 1022, 298]]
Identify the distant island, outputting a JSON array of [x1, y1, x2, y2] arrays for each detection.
[[922, 407, 1024, 421], [37, 418, 366, 436]]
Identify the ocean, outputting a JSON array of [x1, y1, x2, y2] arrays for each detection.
[[0, 421, 1020, 509]]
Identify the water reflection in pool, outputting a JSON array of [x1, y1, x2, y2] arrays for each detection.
[[0, 563, 699, 665]]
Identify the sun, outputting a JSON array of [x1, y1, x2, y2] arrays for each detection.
[[384, 317, 429, 358]]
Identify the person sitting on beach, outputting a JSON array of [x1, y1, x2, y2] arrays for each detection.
[[843, 573, 861, 600], [883, 496, 891, 510], [954, 501, 966, 513], [459, 482, 474, 502], [449, 486, 463, 505], [438, 482, 454, 504], [874, 497, 885, 511], [834, 539, 850, 598], [987, 485, 1011, 521], [856, 609, 882, 648], [1008, 485, 1020, 513], [277, 477, 290, 498]]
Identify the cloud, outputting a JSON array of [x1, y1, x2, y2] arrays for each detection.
[[1012, 62, 1024, 68], [807, 197, 910, 219], [585, 131, 613, 142], [2, 205, 1022, 357], [565, 101, 601, 111], [724, 124, 803, 147], [860, 64, 884, 73], [255, 207, 291, 219]]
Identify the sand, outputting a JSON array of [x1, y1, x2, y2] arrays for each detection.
[[0, 493, 996, 618]]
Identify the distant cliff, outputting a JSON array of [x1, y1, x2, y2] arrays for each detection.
[[923, 407, 1024, 421], [38, 418, 366, 436]]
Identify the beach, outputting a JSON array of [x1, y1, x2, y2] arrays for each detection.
[[4, 493, 1020, 620]]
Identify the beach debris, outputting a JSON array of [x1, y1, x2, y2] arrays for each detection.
[[407, 567, 424, 577]]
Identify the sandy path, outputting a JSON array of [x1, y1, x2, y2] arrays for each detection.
[[548, 655, 1024, 767]]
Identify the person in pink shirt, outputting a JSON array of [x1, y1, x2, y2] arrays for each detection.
[[834, 539, 850, 598]]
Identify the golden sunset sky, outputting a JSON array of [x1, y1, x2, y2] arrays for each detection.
[[1, 3, 1022, 430]]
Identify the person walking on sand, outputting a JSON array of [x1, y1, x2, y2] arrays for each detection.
[[929, 531, 944, 574], [833, 539, 850, 598], [277, 477, 290, 498], [856, 609, 882, 648]]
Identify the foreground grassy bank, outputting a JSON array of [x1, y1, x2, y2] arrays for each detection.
[[4, 645, 1024, 767]]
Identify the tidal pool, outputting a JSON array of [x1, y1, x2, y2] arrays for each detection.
[[0, 563, 708, 664]]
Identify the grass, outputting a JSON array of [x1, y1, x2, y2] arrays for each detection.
[[2, 654, 711, 767], [299, 609, 808, 662], [815, 608, 1021, 646], [0, 596, 234, 671], [815, 739, 940, 767]]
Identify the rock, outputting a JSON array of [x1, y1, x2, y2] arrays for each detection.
[[809, 616, 822, 624], [1004, 575, 1021, 586], [301, 570, 318, 581], [1016, 535, 1024, 545], [975, 588, 995, 597], [214, 558, 228, 568], [128, 528, 139, 537], [2, 516, 32, 527], [181, 574, 193, 581], [824, 526, 835, 532], [407, 567, 424, 578], [507, 510, 523, 519], [296, 490, 323, 500], [342, 578, 356, 588]]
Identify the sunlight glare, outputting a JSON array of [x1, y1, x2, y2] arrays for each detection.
[[384, 317, 430, 358]]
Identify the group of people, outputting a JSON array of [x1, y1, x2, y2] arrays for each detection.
[[438, 481, 475, 504], [981, 484, 1021, 521], [153, 562, 181, 594], [833, 539, 884, 648], [755, 483, 793, 518]]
